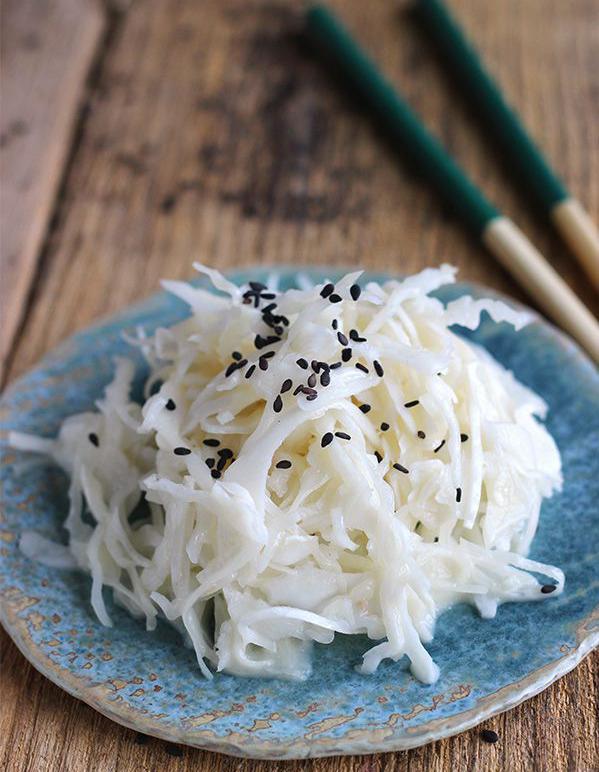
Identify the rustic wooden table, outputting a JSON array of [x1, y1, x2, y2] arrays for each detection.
[[1, 0, 598, 769]]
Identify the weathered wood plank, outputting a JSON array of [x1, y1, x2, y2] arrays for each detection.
[[0, 0, 105, 377], [6, 0, 598, 387], [1, 0, 597, 769]]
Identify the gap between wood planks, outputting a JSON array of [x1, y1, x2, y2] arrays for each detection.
[[1, 1, 130, 388]]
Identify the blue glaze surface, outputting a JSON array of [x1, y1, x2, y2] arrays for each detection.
[[0, 267, 597, 759]]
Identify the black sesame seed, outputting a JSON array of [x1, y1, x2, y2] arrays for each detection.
[[260, 292, 276, 300], [355, 363, 369, 374], [88, 433, 99, 447], [330, 361, 342, 369], [329, 293, 342, 303], [359, 404, 371, 414], [245, 364, 256, 379], [249, 281, 266, 292], [320, 283, 335, 298], [303, 387, 318, 396], [480, 729, 499, 744], [404, 400, 419, 408], [417, 430, 426, 439], [380, 422, 390, 431], [273, 395, 283, 413], [332, 319, 339, 330], [461, 433, 469, 442], [434, 439, 446, 453], [321, 432, 334, 448], [174, 447, 191, 456], [259, 356, 269, 371], [456, 487, 462, 503], [276, 460, 292, 470], [350, 284, 361, 300], [311, 360, 320, 372], [237, 358, 248, 369], [335, 432, 351, 440], [293, 385, 304, 396], [211, 469, 221, 479], [218, 448, 234, 459], [281, 378, 293, 393], [261, 351, 275, 359], [262, 302, 277, 314], [296, 358, 308, 369], [337, 331, 348, 346], [341, 348, 352, 362], [373, 360, 384, 377], [225, 362, 239, 377], [203, 438, 220, 447], [320, 371, 330, 387], [232, 351, 242, 361], [374, 451, 383, 463], [393, 463, 409, 474], [307, 373, 317, 387], [349, 329, 366, 343], [306, 393, 318, 401], [255, 334, 281, 350], [541, 584, 557, 594], [206, 458, 215, 468], [165, 399, 176, 411]]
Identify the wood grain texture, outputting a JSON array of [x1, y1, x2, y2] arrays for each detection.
[[1, 0, 598, 769], [0, 0, 105, 378]]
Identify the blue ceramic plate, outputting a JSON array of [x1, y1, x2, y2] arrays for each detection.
[[1, 267, 597, 759]]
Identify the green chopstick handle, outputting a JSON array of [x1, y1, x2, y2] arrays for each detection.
[[306, 4, 498, 236], [415, 0, 568, 210]]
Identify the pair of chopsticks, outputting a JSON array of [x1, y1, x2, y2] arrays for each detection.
[[305, 2, 599, 362]]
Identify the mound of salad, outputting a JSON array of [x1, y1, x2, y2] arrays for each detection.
[[12, 263, 564, 683]]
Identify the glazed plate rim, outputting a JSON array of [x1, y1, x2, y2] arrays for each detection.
[[1, 597, 597, 758], [1, 265, 598, 759]]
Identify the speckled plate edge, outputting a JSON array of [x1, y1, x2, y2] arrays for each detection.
[[1, 267, 597, 759], [1, 598, 597, 759]]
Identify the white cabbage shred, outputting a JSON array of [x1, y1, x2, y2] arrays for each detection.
[[11, 264, 564, 684]]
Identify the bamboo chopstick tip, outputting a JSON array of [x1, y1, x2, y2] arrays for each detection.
[[483, 216, 599, 363], [551, 198, 599, 290]]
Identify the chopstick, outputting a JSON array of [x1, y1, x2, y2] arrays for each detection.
[[305, 5, 599, 363], [414, 0, 599, 290]]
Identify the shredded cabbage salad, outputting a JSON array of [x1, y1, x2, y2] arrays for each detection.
[[11, 264, 564, 684]]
